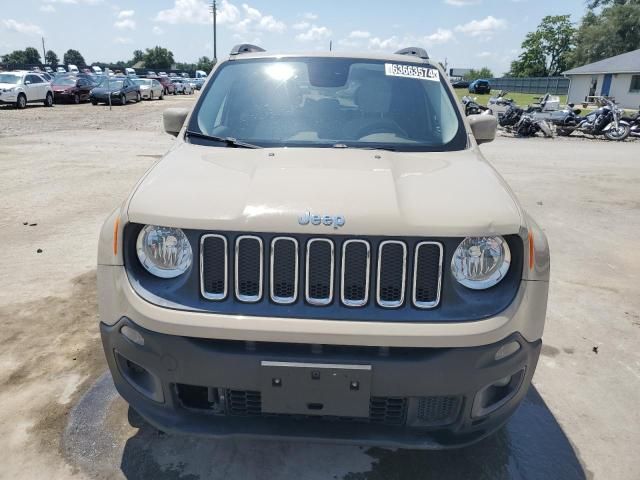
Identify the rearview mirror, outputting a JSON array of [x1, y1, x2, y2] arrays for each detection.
[[468, 114, 497, 145], [163, 108, 189, 137]]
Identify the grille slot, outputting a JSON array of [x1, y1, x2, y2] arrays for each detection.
[[376, 241, 407, 308], [341, 240, 370, 307], [235, 236, 263, 302], [200, 234, 228, 300], [415, 396, 461, 427], [305, 239, 335, 305], [369, 397, 407, 425], [226, 390, 262, 416], [270, 237, 298, 304], [413, 242, 443, 309]]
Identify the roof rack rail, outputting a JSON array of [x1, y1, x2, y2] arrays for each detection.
[[394, 47, 429, 60], [230, 44, 266, 55]]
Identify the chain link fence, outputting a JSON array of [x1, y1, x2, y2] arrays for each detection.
[[488, 77, 569, 95]]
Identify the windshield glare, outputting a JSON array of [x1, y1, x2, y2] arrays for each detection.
[[191, 58, 465, 151], [0, 74, 21, 84], [98, 79, 124, 89], [133, 79, 151, 86]]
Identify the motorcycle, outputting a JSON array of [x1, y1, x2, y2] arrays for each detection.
[[461, 95, 489, 116], [621, 107, 640, 138], [551, 97, 630, 141], [498, 101, 553, 138]]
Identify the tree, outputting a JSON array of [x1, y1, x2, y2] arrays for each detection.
[[45, 50, 59, 65], [509, 15, 575, 77], [464, 67, 494, 81], [196, 56, 215, 73], [570, 1, 640, 66], [143, 46, 174, 69], [130, 49, 145, 66], [1, 47, 41, 65], [63, 49, 86, 66]]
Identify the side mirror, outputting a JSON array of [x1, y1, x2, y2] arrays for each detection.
[[468, 114, 497, 145], [25, 80, 31, 85], [163, 108, 189, 137]]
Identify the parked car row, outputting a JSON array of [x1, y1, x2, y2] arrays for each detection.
[[0, 68, 204, 109]]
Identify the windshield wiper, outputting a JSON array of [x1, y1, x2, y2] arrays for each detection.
[[185, 130, 261, 149], [332, 143, 398, 152]]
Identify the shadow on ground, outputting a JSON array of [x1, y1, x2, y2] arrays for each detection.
[[64, 373, 589, 480]]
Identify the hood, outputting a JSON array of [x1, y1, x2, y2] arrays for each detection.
[[0, 83, 19, 90], [52, 85, 75, 92], [127, 144, 523, 237]]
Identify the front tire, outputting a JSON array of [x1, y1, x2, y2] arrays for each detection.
[[136, 92, 141, 102], [604, 124, 630, 141], [150, 92, 154, 101], [120, 94, 126, 105], [44, 92, 53, 107], [73, 93, 80, 105], [16, 94, 27, 109], [91, 99, 98, 105], [556, 127, 572, 137]]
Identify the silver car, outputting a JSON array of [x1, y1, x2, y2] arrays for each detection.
[[171, 78, 193, 95], [132, 78, 164, 100]]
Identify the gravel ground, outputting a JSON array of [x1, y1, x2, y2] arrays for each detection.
[[0, 96, 638, 480]]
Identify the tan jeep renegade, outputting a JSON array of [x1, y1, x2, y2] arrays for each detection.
[[97, 45, 550, 448]]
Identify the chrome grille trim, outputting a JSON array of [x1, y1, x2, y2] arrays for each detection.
[[234, 235, 263, 303], [412, 241, 443, 309], [376, 240, 407, 309], [200, 234, 228, 301], [305, 238, 334, 306], [340, 239, 371, 307], [270, 237, 299, 304]]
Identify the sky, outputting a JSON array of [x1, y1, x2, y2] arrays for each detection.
[[1, 0, 589, 75]]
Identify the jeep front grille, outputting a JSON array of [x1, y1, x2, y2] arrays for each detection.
[[201, 233, 443, 309]]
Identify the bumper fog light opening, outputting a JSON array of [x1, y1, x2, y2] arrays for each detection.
[[472, 368, 526, 418], [120, 325, 145, 346]]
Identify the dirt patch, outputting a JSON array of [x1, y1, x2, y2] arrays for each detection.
[[0, 270, 105, 477]]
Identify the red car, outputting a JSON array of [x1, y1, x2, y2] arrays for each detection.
[[51, 75, 94, 104], [148, 76, 175, 95]]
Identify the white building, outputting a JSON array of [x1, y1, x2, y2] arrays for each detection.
[[564, 49, 640, 108]]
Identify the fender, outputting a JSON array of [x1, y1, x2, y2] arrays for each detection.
[[602, 120, 629, 131]]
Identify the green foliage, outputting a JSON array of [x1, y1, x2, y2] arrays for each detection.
[[463, 68, 494, 82], [143, 46, 175, 69], [1, 47, 42, 65], [45, 50, 59, 65], [509, 15, 575, 77], [131, 49, 145, 65], [196, 56, 216, 73], [570, 1, 640, 66], [63, 49, 86, 67]]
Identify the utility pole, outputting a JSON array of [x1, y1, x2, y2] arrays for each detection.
[[42, 37, 46, 65], [210, 0, 217, 61]]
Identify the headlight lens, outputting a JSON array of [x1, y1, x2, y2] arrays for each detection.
[[451, 236, 511, 289], [136, 225, 192, 278]]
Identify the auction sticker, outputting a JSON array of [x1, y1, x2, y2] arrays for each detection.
[[384, 63, 440, 81]]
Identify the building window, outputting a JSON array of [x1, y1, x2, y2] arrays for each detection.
[[630, 75, 640, 93]]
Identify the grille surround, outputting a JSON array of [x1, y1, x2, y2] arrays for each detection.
[[269, 237, 299, 304], [305, 238, 335, 306], [376, 240, 408, 309], [234, 235, 264, 303], [412, 241, 444, 309], [200, 234, 228, 301], [341, 239, 371, 307]]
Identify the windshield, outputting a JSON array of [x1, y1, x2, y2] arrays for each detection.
[[189, 58, 466, 151], [0, 73, 21, 84], [98, 79, 124, 89], [133, 79, 151, 86], [52, 77, 77, 86]]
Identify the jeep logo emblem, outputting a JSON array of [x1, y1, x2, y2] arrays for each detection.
[[298, 212, 346, 229]]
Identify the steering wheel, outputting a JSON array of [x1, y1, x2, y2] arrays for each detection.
[[356, 120, 409, 139]]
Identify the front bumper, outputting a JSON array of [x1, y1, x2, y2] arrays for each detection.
[[0, 92, 18, 104], [101, 316, 540, 448]]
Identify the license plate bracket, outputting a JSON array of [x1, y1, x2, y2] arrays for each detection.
[[260, 361, 372, 418]]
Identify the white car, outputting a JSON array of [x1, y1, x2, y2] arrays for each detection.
[[56, 67, 67, 73], [0, 71, 53, 109], [132, 78, 164, 100], [171, 78, 193, 94]]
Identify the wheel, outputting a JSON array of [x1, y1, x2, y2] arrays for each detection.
[[604, 124, 630, 141], [556, 128, 572, 137], [159, 91, 163, 100], [120, 94, 126, 105], [136, 92, 141, 102], [163, 87, 168, 95], [73, 93, 80, 104], [91, 99, 98, 105], [150, 92, 154, 101], [173, 90, 177, 95], [44, 92, 53, 107], [16, 94, 27, 109]]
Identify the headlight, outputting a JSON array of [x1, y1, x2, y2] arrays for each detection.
[[136, 225, 192, 278], [451, 236, 511, 289]]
